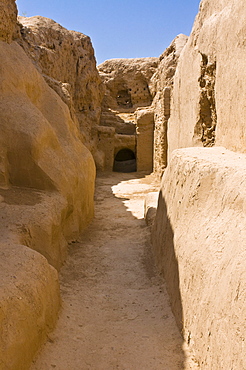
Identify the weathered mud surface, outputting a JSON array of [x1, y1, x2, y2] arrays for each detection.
[[31, 172, 193, 370]]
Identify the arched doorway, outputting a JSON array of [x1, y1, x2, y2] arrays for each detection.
[[113, 149, 136, 173]]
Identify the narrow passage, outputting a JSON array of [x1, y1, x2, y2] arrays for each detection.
[[32, 172, 191, 370]]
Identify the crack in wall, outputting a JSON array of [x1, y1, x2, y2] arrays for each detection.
[[194, 53, 217, 147]]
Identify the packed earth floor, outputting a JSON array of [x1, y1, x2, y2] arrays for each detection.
[[31, 172, 193, 370]]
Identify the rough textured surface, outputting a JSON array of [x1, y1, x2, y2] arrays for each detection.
[[0, 40, 96, 267], [152, 147, 246, 369], [2, 0, 246, 368], [0, 186, 67, 270], [18, 15, 104, 155], [0, 0, 19, 42], [97, 58, 158, 172], [136, 108, 154, 172], [0, 1, 96, 367], [98, 58, 158, 112], [151, 35, 188, 175], [168, 0, 246, 159], [0, 243, 60, 370]]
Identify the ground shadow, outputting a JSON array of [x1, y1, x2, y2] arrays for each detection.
[[152, 191, 184, 333], [94, 171, 187, 368]]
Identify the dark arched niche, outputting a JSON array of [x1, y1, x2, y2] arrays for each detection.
[[113, 149, 136, 173]]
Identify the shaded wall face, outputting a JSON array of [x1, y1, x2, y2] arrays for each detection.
[[153, 87, 170, 175], [96, 126, 115, 171], [151, 34, 188, 175], [152, 147, 246, 369], [136, 109, 154, 172]]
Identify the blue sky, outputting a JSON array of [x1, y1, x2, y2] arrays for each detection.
[[16, 0, 201, 65]]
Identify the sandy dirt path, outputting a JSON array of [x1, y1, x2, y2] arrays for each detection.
[[31, 172, 192, 370]]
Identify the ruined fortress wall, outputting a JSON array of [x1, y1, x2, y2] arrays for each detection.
[[152, 147, 246, 369], [0, 0, 96, 367], [97, 58, 158, 172], [168, 0, 246, 160], [150, 34, 188, 175], [18, 15, 104, 156], [152, 0, 246, 366], [98, 58, 158, 112], [0, 39, 96, 267]]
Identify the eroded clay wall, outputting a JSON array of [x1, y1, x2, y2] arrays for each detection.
[[136, 108, 154, 172], [18, 16, 104, 156], [0, 0, 96, 367], [150, 34, 188, 175], [152, 1, 246, 366], [0, 40, 96, 267], [96, 58, 158, 172], [168, 0, 246, 159], [152, 147, 246, 369], [0, 244, 60, 370], [98, 58, 158, 112]]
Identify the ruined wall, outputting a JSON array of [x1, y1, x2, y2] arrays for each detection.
[[18, 16, 104, 155], [0, 40, 96, 266], [0, 244, 60, 370], [152, 147, 246, 369], [97, 58, 158, 172], [150, 35, 188, 175], [152, 0, 246, 366], [168, 0, 246, 159], [96, 126, 116, 170], [98, 58, 158, 112], [0, 0, 96, 367], [0, 0, 19, 42], [135, 108, 154, 172]]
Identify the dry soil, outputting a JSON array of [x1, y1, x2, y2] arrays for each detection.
[[31, 172, 193, 370]]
